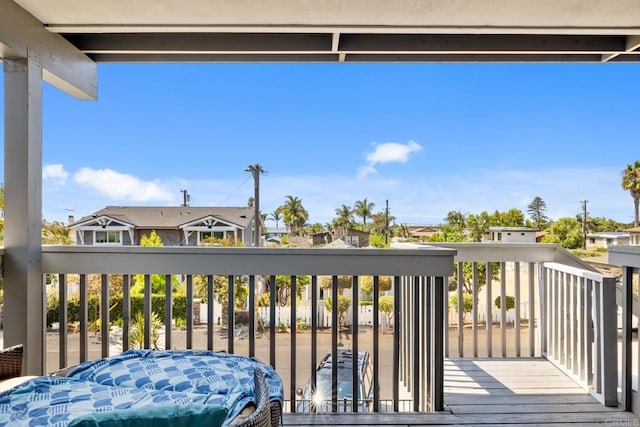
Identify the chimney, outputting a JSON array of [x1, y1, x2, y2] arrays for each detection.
[[67, 215, 75, 224]]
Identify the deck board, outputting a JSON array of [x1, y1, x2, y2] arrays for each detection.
[[282, 358, 639, 426]]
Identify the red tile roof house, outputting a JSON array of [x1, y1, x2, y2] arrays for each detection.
[[69, 206, 256, 247]]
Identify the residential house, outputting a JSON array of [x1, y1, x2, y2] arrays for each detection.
[[264, 227, 288, 245], [586, 231, 630, 250], [407, 225, 442, 241], [483, 226, 538, 243], [69, 206, 255, 246], [312, 227, 370, 248], [626, 226, 640, 246]]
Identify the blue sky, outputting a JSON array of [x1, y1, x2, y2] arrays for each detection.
[[0, 63, 638, 226]]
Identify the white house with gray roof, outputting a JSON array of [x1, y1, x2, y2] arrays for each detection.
[[483, 226, 538, 243], [69, 206, 255, 246]]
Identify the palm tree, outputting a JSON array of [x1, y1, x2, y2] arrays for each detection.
[[281, 195, 308, 236], [269, 209, 282, 228], [622, 160, 640, 227], [354, 198, 375, 229]]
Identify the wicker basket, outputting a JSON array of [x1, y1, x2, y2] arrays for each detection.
[[0, 345, 24, 380]]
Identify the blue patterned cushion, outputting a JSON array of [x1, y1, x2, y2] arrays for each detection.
[[0, 376, 216, 427], [66, 350, 283, 422], [68, 404, 227, 427]]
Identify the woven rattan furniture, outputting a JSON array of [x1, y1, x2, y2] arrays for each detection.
[[0, 345, 23, 381], [235, 368, 272, 427]]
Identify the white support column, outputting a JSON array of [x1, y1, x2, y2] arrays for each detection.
[[3, 56, 45, 374]]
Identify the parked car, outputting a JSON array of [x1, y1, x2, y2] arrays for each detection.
[[295, 349, 373, 412]]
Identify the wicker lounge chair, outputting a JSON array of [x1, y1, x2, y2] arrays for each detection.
[[235, 368, 272, 427], [0, 345, 23, 381]]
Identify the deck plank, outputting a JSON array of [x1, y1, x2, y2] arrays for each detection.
[[282, 358, 638, 426]]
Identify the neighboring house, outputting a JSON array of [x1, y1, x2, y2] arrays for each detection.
[[407, 225, 442, 241], [70, 206, 255, 246], [264, 227, 288, 244], [626, 226, 640, 246], [586, 231, 630, 250], [312, 227, 370, 248], [483, 227, 538, 243]]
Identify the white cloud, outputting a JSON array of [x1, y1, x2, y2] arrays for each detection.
[[359, 140, 423, 178], [43, 164, 69, 186], [73, 167, 174, 202]]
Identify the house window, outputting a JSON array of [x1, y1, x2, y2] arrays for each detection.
[[346, 235, 359, 246], [95, 230, 121, 245], [497, 233, 502, 241], [589, 238, 596, 244], [199, 231, 224, 243], [606, 238, 613, 245]]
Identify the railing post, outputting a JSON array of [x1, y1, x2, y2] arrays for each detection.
[[431, 276, 445, 411], [100, 274, 109, 357], [58, 274, 68, 370], [599, 277, 618, 407], [537, 263, 545, 356], [621, 266, 633, 411]]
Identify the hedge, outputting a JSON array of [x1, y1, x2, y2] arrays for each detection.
[[47, 293, 188, 326]]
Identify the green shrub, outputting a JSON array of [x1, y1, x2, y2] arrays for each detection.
[[494, 295, 515, 310], [449, 293, 474, 313]]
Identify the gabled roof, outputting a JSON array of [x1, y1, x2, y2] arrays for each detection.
[[70, 206, 253, 229]]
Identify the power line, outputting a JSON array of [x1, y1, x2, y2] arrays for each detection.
[[220, 175, 252, 205]]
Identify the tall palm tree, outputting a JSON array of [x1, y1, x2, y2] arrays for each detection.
[[282, 195, 308, 236], [269, 209, 282, 228], [622, 160, 640, 227], [334, 205, 353, 227], [354, 198, 375, 229], [334, 204, 353, 241]]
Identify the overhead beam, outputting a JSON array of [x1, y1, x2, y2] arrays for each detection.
[[602, 34, 640, 62], [0, 0, 97, 100]]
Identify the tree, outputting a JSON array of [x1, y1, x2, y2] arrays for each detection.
[[359, 276, 393, 300], [622, 160, 640, 227], [324, 295, 351, 327], [269, 209, 282, 228], [131, 231, 180, 294], [42, 220, 72, 245], [272, 275, 310, 306], [449, 293, 474, 323], [542, 217, 584, 249], [445, 211, 466, 231], [378, 295, 394, 332], [527, 196, 549, 229], [489, 208, 525, 227], [281, 195, 308, 236], [353, 198, 375, 229], [333, 204, 353, 238], [370, 211, 395, 235], [466, 212, 490, 242]]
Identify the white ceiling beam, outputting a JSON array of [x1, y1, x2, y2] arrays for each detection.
[[626, 35, 640, 51], [0, 1, 97, 100], [44, 25, 640, 36], [332, 32, 340, 51]]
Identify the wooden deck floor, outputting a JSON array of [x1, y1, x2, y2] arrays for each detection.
[[282, 358, 639, 426]]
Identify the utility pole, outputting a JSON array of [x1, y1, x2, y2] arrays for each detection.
[[245, 164, 265, 247], [180, 189, 190, 207], [385, 199, 389, 246], [581, 200, 588, 249]]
